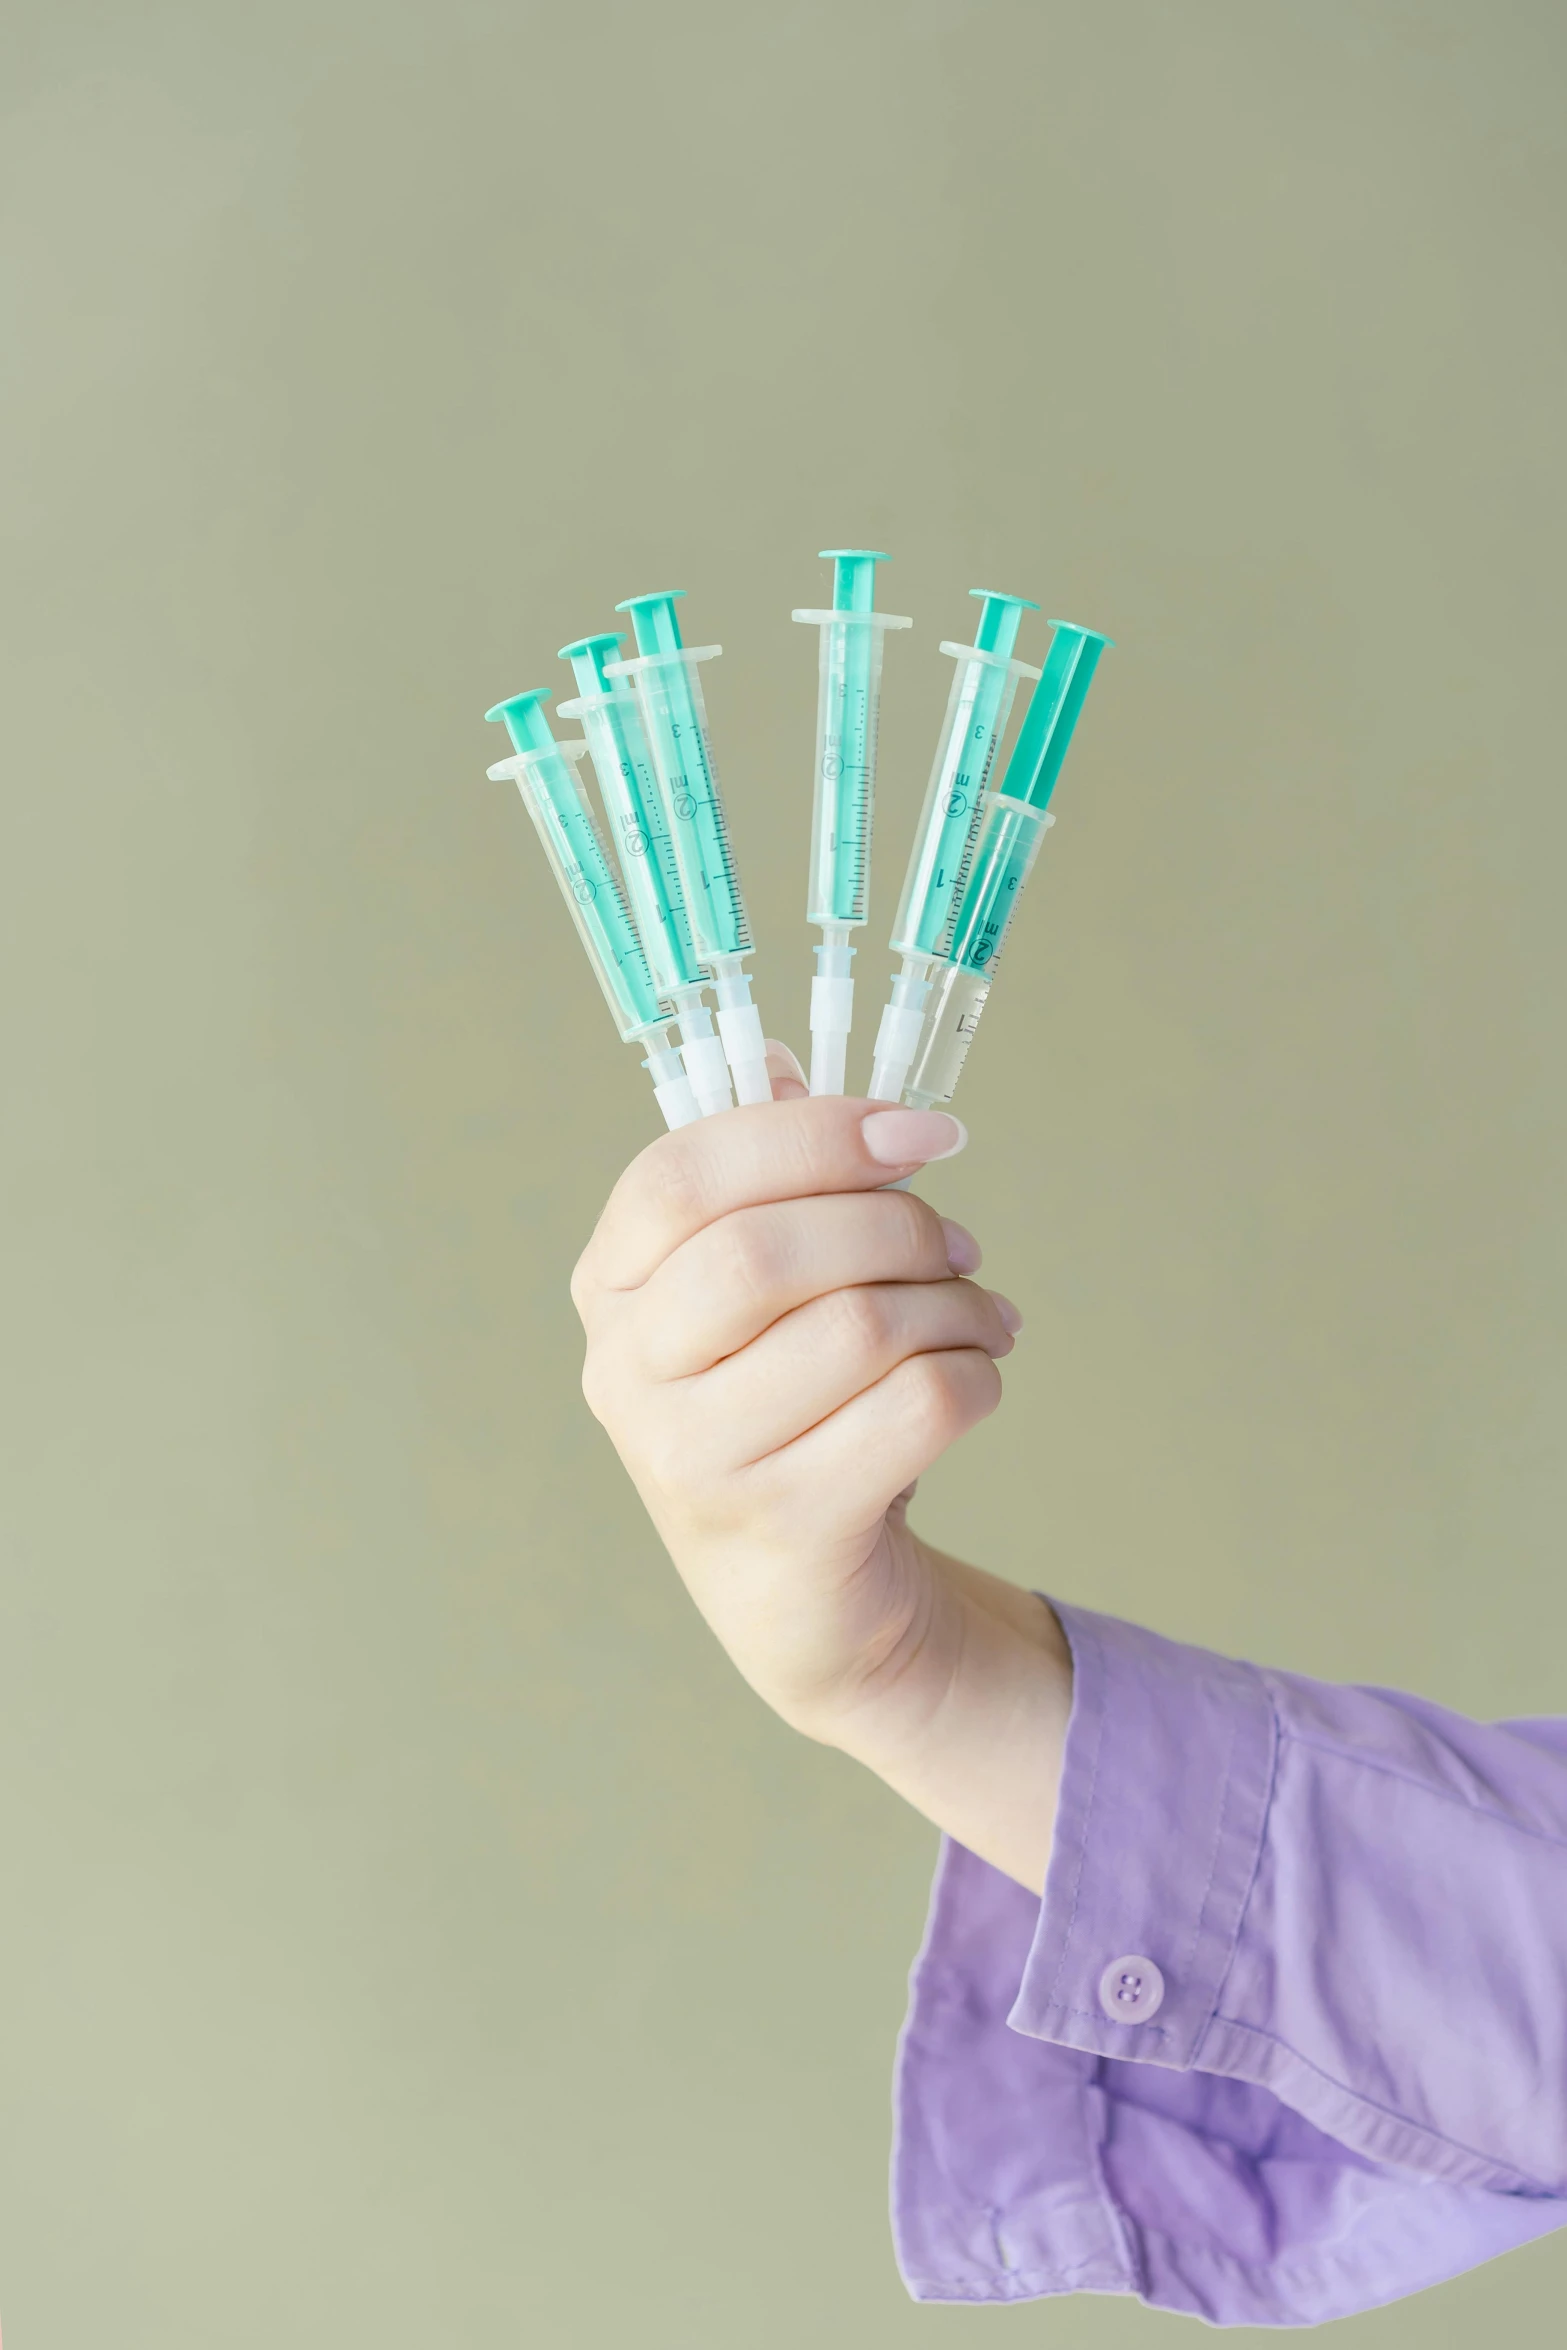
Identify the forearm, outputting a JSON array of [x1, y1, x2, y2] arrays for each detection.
[[827, 1544, 1073, 1895]]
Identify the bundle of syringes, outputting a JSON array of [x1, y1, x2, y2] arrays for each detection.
[[484, 559, 1109, 1130]]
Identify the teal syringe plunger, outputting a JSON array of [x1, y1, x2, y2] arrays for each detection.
[[606, 592, 770, 1107], [868, 589, 1043, 1102], [791, 550, 911, 1095], [484, 688, 701, 1130], [900, 619, 1112, 1109], [555, 632, 732, 1119]]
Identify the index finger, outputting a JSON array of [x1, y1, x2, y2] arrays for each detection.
[[574, 1099, 968, 1298]]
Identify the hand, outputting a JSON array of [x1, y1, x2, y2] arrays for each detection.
[[570, 1044, 1073, 1892]]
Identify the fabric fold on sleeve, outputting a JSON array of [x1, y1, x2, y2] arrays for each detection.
[[893, 1599, 1567, 2326]]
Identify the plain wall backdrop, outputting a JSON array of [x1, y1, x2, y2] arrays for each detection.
[[4, 0, 1566, 2341]]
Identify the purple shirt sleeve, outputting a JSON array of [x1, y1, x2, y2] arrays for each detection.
[[892, 1599, 1567, 2326]]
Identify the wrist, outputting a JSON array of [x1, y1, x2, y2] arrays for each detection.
[[827, 1546, 1074, 1895]]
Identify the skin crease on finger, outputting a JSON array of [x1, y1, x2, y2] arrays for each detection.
[[574, 1090, 967, 1299], [631, 1189, 995, 1380], [572, 1048, 1074, 1897], [685, 1278, 1016, 1469]]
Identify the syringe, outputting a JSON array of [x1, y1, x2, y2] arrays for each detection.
[[605, 592, 771, 1108], [484, 687, 701, 1130], [555, 632, 733, 1119], [900, 619, 1111, 1109], [868, 590, 1042, 1103], [791, 550, 911, 1094]]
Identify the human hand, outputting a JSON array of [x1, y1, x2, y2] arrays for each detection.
[[571, 1045, 1072, 1890]]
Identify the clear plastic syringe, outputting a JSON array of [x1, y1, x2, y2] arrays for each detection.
[[484, 687, 701, 1130], [555, 631, 733, 1119], [868, 590, 1042, 1103], [900, 619, 1111, 1110], [605, 592, 771, 1108], [791, 550, 911, 1094]]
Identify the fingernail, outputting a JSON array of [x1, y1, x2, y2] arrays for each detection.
[[989, 1290, 1024, 1336], [940, 1217, 983, 1276], [764, 1038, 809, 1101], [861, 1109, 968, 1166]]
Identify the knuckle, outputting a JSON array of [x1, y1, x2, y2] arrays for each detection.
[[772, 1100, 847, 1190], [569, 1185, 621, 1307], [578, 1346, 615, 1425], [643, 1422, 717, 1506], [903, 1352, 957, 1436], [955, 1278, 1001, 1340], [643, 1136, 708, 1232], [826, 1282, 889, 1360], [715, 1212, 782, 1306], [903, 1348, 995, 1442], [893, 1189, 941, 1262]]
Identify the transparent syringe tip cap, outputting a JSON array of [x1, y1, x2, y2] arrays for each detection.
[[485, 687, 557, 757], [613, 591, 687, 658], [967, 588, 1042, 660], [818, 549, 890, 613], [557, 632, 625, 701], [999, 620, 1114, 810]]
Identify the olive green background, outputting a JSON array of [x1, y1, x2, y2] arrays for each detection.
[[4, 0, 1566, 2341]]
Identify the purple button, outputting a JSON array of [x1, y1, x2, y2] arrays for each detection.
[[1098, 1954, 1165, 2024]]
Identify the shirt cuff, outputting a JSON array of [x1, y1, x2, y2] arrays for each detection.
[[892, 1598, 1567, 2323], [1007, 1599, 1276, 2066]]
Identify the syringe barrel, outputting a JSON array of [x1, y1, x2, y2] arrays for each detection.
[[900, 797, 1054, 1106], [890, 644, 1036, 960], [494, 743, 664, 1042], [947, 793, 1056, 980], [798, 612, 907, 927], [902, 962, 992, 1109], [611, 648, 751, 964], [559, 684, 704, 1003]]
